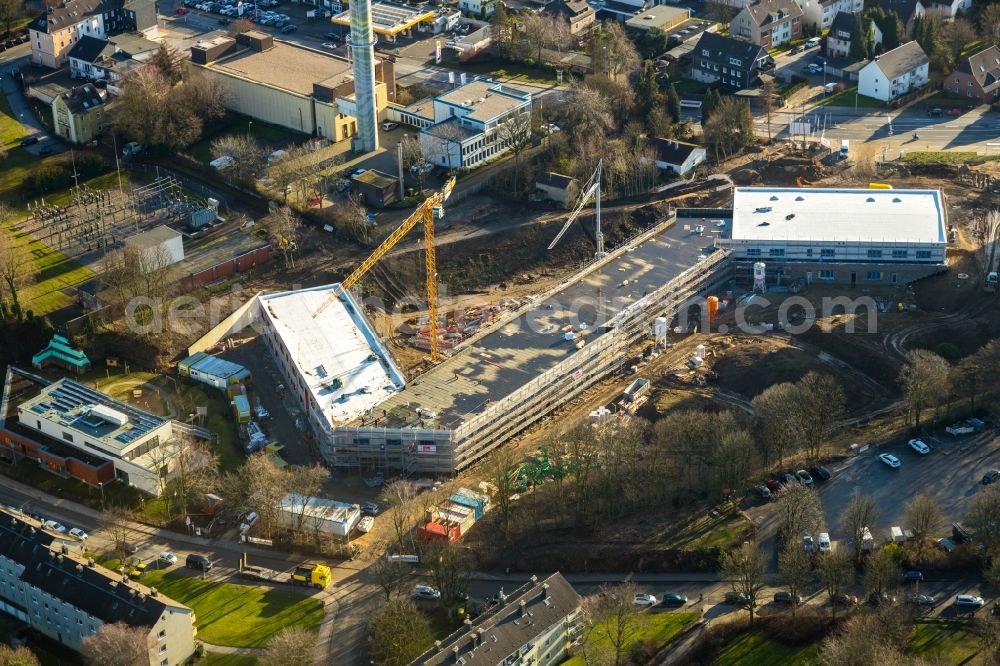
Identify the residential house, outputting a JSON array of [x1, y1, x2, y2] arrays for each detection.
[[408, 573, 582, 666], [0, 367, 210, 496], [651, 139, 707, 175], [68, 33, 159, 88], [826, 11, 882, 59], [456, 0, 496, 19], [51, 84, 106, 144], [29, 0, 157, 68], [535, 172, 580, 207], [0, 507, 197, 665], [944, 45, 1000, 104], [689, 32, 770, 90], [857, 40, 929, 101], [416, 79, 532, 169], [796, 0, 863, 31], [874, 0, 924, 32], [541, 0, 596, 37], [921, 0, 971, 19], [730, 0, 803, 49]]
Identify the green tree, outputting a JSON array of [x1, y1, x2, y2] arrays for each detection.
[[0, 0, 23, 34], [667, 83, 681, 124], [0, 645, 41, 666], [864, 7, 904, 51], [701, 88, 719, 127], [368, 598, 435, 666], [636, 60, 663, 118], [850, 14, 870, 60]]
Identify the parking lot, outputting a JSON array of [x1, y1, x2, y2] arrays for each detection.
[[816, 429, 1000, 546]]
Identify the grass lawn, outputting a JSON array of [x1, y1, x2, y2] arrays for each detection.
[[815, 86, 884, 108], [900, 151, 1000, 165], [563, 612, 698, 666], [441, 58, 562, 85], [199, 655, 259, 666], [141, 571, 324, 648], [713, 631, 822, 666], [654, 504, 748, 551], [909, 619, 984, 664], [190, 112, 310, 163], [0, 92, 28, 151]]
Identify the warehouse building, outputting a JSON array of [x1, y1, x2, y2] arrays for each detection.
[[409, 573, 582, 666], [0, 367, 207, 496], [187, 31, 395, 140], [0, 507, 197, 664], [716, 187, 948, 284], [178, 352, 251, 392]]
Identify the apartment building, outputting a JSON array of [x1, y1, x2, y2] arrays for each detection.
[[689, 32, 770, 90], [826, 11, 881, 60], [945, 45, 1000, 105], [730, 0, 803, 49], [0, 507, 196, 665], [29, 0, 157, 68], [796, 0, 862, 31]]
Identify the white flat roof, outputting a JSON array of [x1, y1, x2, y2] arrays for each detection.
[[258, 285, 405, 425], [730, 187, 946, 245]]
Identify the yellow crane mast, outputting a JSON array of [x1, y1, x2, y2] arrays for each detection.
[[313, 177, 456, 361]]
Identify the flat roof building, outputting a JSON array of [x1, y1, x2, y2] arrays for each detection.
[[0, 507, 197, 664], [276, 493, 361, 537], [178, 352, 251, 391], [717, 186, 948, 284], [331, 1, 435, 41], [625, 5, 691, 32]]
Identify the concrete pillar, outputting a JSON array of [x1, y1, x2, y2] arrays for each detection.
[[348, 0, 379, 154]]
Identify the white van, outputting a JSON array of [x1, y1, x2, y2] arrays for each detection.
[[805, 37, 821, 48], [239, 511, 258, 532], [839, 139, 850, 160]]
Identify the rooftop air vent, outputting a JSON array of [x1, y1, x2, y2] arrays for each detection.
[[866, 197, 875, 202], [758, 221, 770, 226], [892, 197, 901, 202], [769, 195, 779, 201], [795, 196, 804, 201]]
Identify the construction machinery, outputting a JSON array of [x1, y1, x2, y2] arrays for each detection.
[[548, 160, 604, 257], [313, 177, 457, 361]]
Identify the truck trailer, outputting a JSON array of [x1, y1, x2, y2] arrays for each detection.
[[238, 556, 332, 589]]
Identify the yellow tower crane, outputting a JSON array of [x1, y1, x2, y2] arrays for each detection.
[[313, 177, 457, 361]]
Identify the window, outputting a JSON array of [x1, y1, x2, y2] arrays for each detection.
[[158, 630, 166, 639], [62, 432, 73, 442], [916, 250, 932, 259], [805, 248, 813, 257], [866, 271, 882, 281], [746, 248, 761, 257], [819, 270, 835, 280], [821, 249, 835, 258], [159, 644, 167, 654], [866, 249, 882, 259], [891, 249, 908, 259], [768, 248, 785, 257]]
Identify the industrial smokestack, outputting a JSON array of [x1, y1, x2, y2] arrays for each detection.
[[348, 0, 379, 153]]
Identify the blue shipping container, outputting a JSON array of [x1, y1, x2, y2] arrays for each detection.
[[449, 493, 483, 520]]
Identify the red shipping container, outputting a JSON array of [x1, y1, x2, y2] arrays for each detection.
[[417, 521, 460, 543]]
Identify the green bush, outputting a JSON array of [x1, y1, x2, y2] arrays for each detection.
[[934, 342, 961, 361], [25, 163, 72, 193]]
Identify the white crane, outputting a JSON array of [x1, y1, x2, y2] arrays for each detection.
[[547, 160, 604, 257]]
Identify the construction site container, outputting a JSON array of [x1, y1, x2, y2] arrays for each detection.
[[890, 526, 905, 543], [450, 493, 484, 520], [231, 395, 251, 424], [418, 521, 460, 543], [456, 487, 491, 510], [436, 502, 475, 535]]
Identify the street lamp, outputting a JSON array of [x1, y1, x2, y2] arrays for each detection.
[[247, 120, 253, 135], [98, 482, 105, 504]]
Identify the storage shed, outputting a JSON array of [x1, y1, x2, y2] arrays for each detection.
[[178, 351, 252, 391], [352, 169, 399, 208]]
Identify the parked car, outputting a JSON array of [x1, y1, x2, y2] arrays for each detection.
[[765, 478, 783, 493], [948, 108, 962, 117], [789, 45, 802, 54], [955, 595, 985, 608], [413, 585, 441, 600], [981, 469, 1000, 485], [20, 136, 39, 147], [123, 541, 139, 555], [322, 42, 337, 50], [175, 6, 188, 14], [796, 469, 813, 486], [902, 570, 924, 583], [811, 465, 832, 481], [782, 472, 797, 486], [879, 453, 901, 468], [774, 591, 802, 604], [661, 593, 687, 605], [868, 592, 896, 607], [128, 561, 147, 579], [633, 593, 657, 607], [410, 162, 433, 176], [928, 107, 943, 117], [907, 593, 935, 606], [908, 438, 930, 455], [186, 554, 213, 571], [724, 591, 748, 606], [834, 593, 859, 606], [325, 32, 340, 40], [803, 535, 815, 553], [818, 532, 831, 553], [280, 23, 297, 32], [381, 121, 399, 131], [42, 520, 66, 533], [157, 551, 178, 565], [361, 502, 381, 516], [755, 484, 771, 501], [68, 528, 88, 541], [239, 511, 258, 532]]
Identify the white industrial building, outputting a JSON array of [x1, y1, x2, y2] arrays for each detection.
[[277, 493, 361, 537], [177, 352, 251, 391], [716, 187, 948, 284], [124, 225, 185, 269]]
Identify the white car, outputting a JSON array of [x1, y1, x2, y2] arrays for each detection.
[[818, 532, 831, 553], [158, 551, 178, 565], [879, 453, 901, 468], [43, 520, 67, 533], [633, 593, 657, 607], [413, 585, 441, 600], [908, 438, 930, 455], [68, 528, 89, 541], [321, 42, 337, 50], [351, 168, 367, 178], [954, 595, 985, 608], [380, 121, 399, 131]]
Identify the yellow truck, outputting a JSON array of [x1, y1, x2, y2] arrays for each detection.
[[239, 555, 332, 590]]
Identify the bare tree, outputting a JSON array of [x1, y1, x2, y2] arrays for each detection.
[[170, 437, 219, 519], [488, 446, 519, 542], [778, 483, 825, 547], [863, 547, 901, 599], [585, 582, 643, 666], [81, 623, 150, 666], [752, 382, 801, 468], [965, 486, 1000, 557], [840, 493, 878, 562], [983, 3, 1000, 49], [287, 464, 330, 529], [330, 194, 375, 245], [212, 134, 268, 187], [0, 0, 24, 34], [797, 372, 846, 462], [942, 18, 977, 64], [368, 598, 435, 666], [0, 209, 32, 320], [399, 134, 428, 192], [497, 114, 533, 195], [592, 22, 640, 79], [370, 557, 409, 601], [219, 453, 286, 538], [719, 541, 767, 626], [228, 17, 254, 36], [261, 206, 301, 269], [904, 494, 945, 563], [761, 76, 776, 143], [260, 626, 317, 666], [421, 540, 470, 612], [778, 543, 812, 616], [101, 507, 134, 562], [818, 549, 854, 619], [819, 613, 909, 665], [103, 243, 174, 333], [384, 479, 418, 553], [971, 210, 1000, 286], [899, 349, 952, 429]]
